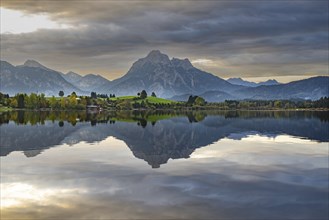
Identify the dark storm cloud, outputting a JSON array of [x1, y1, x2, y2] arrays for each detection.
[[1, 0, 328, 79]]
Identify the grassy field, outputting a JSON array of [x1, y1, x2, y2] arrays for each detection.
[[143, 96, 176, 104], [109, 96, 136, 101]]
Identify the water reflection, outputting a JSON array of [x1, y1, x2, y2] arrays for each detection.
[[1, 135, 328, 219], [1, 110, 328, 219], [1, 110, 328, 168]]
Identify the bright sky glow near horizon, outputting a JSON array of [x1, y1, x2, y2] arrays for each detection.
[[0, 8, 70, 34], [0, 1, 328, 82]]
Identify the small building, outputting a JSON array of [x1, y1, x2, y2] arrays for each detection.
[[86, 105, 102, 111]]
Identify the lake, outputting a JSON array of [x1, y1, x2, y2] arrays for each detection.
[[0, 110, 328, 219]]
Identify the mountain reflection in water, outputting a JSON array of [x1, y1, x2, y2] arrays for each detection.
[[1, 110, 328, 219], [1, 110, 328, 168]]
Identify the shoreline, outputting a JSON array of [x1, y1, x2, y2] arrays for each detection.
[[1, 107, 328, 112]]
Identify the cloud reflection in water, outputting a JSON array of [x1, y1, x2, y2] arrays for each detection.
[[1, 133, 328, 219]]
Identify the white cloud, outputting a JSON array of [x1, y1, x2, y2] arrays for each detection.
[[191, 59, 216, 66], [0, 7, 71, 34]]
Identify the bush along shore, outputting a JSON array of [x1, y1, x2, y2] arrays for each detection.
[[0, 90, 328, 111]]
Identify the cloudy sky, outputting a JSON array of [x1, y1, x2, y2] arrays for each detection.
[[1, 0, 328, 82]]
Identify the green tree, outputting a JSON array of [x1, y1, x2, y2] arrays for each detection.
[[68, 93, 78, 108], [187, 95, 197, 105], [91, 92, 97, 99], [9, 98, 18, 108], [60, 97, 66, 109], [140, 90, 147, 99], [28, 93, 38, 108], [39, 93, 47, 108], [151, 92, 157, 97], [50, 96, 57, 109], [194, 97, 206, 106], [59, 91, 64, 97], [17, 94, 25, 108], [274, 100, 282, 108]]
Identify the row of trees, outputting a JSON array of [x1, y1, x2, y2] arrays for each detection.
[[5, 93, 48, 109], [58, 91, 116, 99], [1, 91, 328, 110], [2, 107, 327, 127], [58, 90, 158, 100], [0, 92, 107, 110], [137, 90, 156, 99], [207, 98, 329, 110], [58, 90, 157, 99], [90, 92, 116, 99]]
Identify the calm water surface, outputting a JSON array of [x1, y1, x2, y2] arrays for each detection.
[[0, 111, 328, 219]]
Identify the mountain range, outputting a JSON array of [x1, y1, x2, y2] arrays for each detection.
[[227, 78, 280, 87], [0, 60, 83, 96], [99, 50, 242, 97], [1, 50, 328, 100], [61, 71, 111, 92]]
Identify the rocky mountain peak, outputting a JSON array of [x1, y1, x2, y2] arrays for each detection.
[[171, 57, 194, 70], [266, 79, 279, 83], [84, 74, 106, 80], [63, 71, 82, 83], [257, 79, 281, 86], [23, 59, 51, 71], [145, 50, 170, 64], [66, 71, 81, 77]]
